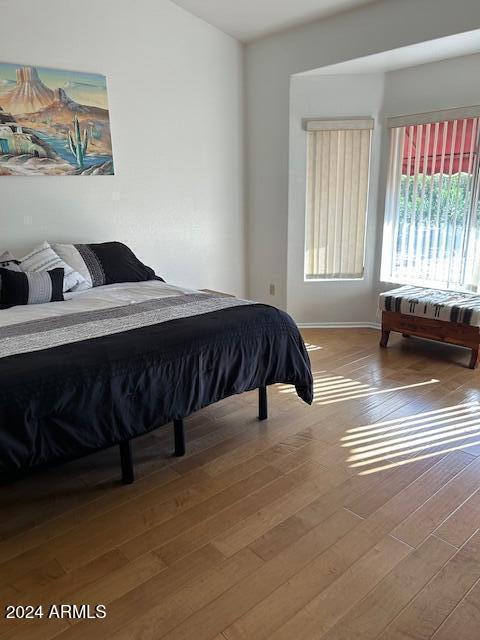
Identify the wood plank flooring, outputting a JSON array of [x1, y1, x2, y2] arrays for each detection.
[[1, 328, 480, 639]]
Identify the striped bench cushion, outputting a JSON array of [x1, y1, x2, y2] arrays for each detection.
[[379, 286, 480, 327]]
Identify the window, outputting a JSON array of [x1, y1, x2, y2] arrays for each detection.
[[304, 118, 373, 280], [381, 107, 480, 292]]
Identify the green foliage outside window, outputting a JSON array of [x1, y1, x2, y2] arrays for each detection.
[[398, 173, 478, 227]]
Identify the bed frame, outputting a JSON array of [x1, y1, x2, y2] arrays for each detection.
[[118, 386, 268, 484], [380, 310, 480, 370]]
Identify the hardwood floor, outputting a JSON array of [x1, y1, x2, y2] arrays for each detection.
[[1, 328, 480, 640]]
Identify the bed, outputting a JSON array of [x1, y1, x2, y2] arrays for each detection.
[[0, 281, 313, 483]]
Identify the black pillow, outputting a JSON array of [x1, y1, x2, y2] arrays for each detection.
[[0, 268, 64, 307], [83, 242, 159, 285], [52, 241, 163, 288]]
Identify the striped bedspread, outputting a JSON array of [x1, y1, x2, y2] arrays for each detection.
[[0, 292, 254, 359], [379, 286, 480, 327]]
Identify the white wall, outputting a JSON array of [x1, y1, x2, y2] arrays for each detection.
[[245, 0, 480, 311], [287, 73, 385, 325], [0, 0, 246, 295]]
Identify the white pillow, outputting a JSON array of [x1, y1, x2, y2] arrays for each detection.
[[20, 241, 85, 293]]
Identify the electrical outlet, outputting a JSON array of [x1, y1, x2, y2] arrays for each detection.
[[269, 283, 275, 296]]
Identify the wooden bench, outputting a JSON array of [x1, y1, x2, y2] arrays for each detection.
[[379, 286, 480, 369]]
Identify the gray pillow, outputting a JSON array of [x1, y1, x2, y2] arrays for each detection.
[[0, 250, 21, 272]]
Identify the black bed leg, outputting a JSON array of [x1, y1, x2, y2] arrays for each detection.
[[119, 440, 134, 485], [174, 419, 186, 457], [258, 386, 268, 421]]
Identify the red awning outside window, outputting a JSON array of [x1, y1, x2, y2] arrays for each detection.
[[402, 118, 479, 176]]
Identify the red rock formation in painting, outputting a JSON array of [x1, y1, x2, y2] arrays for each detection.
[[0, 67, 54, 114]]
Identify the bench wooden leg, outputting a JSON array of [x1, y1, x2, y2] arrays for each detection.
[[380, 329, 390, 348], [469, 347, 479, 370], [119, 440, 134, 485]]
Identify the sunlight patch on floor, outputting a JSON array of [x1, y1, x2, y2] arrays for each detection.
[[342, 401, 480, 474], [304, 342, 323, 352], [277, 373, 439, 406]]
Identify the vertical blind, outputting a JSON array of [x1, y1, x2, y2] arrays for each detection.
[[382, 109, 480, 292], [304, 120, 373, 280]]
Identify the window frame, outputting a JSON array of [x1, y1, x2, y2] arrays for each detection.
[[381, 105, 480, 293]]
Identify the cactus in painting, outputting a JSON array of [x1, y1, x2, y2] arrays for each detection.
[[68, 116, 88, 168]]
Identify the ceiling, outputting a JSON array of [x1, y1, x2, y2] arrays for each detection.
[[300, 29, 480, 75], [171, 0, 379, 42]]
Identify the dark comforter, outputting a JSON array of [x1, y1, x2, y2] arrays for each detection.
[[0, 295, 312, 474]]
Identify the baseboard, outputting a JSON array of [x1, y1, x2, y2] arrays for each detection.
[[297, 322, 381, 330]]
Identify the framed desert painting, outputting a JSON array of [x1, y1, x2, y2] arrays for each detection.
[[0, 62, 114, 176]]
